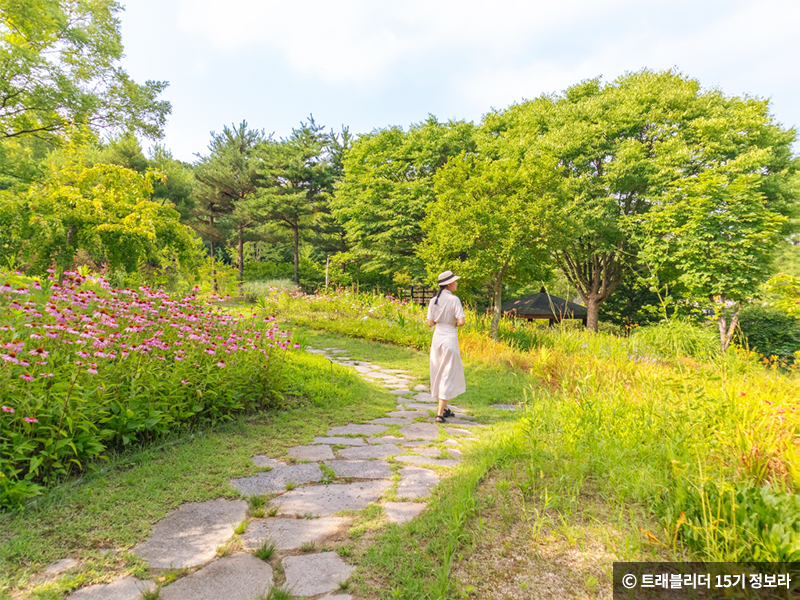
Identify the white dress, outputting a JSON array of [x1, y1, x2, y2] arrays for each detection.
[[427, 289, 466, 400]]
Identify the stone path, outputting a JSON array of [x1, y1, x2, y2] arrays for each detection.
[[60, 345, 485, 600]]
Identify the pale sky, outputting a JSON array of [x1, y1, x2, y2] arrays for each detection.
[[118, 0, 800, 162]]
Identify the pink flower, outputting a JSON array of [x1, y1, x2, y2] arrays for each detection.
[[1, 406, 13, 413], [29, 347, 49, 358], [24, 416, 38, 423], [216, 360, 226, 368], [293, 343, 301, 349], [1, 352, 19, 364], [181, 379, 189, 385], [40, 372, 53, 377], [86, 368, 98, 374], [205, 347, 216, 355], [20, 359, 29, 367], [19, 373, 33, 381]]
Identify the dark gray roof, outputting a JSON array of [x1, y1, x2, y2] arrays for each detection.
[[501, 288, 587, 319]]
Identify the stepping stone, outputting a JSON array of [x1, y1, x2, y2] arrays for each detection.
[[396, 456, 460, 468], [384, 383, 409, 389], [313, 436, 366, 446], [389, 389, 413, 395], [354, 366, 372, 373], [328, 424, 387, 436], [400, 422, 439, 441], [369, 417, 412, 425], [414, 392, 435, 402], [397, 467, 439, 499], [445, 427, 472, 436], [387, 410, 427, 418], [443, 439, 459, 446], [413, 384, 429, 391], [68, 576, 155, 600], [230, 463, 323, 496], [159, 553, 273, 600], [409, 447, 443, 458], [383, 502, 427, 524], [288, 445, 334, 461], [441, 418, 483, 427], [339, 444, 401, 460], [133, 499, 247, 568], [306, 349, 326, 354], [38, 558, 80, 582], [251, 456, 286, 469], [368, 436, 405, 445], [283, 552, 355, 597], [241, 517, 349, 551], [402, 441, 429, 447], [403, 403, 437, 411], [325, 459, 393, 479], [320, 595, 353, 600], [381, 368, 409, 374], [491, 403, 520, 410], [369, 372, 396, 380], [276, 481, 391, 516], [330, 349, 346, 353]]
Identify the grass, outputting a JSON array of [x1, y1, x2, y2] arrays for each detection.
[[254, 539, 276, 562], [0, 349, 395, 598]]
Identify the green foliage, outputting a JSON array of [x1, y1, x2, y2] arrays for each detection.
[[763, 273, 800, 317], [0, 0, 170, 142], [629, 318, 718, 359], [332, 116, 476, 277], [737, 305, 800, 362]]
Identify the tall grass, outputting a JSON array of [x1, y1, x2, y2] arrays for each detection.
[[270, 287, 800, 563]]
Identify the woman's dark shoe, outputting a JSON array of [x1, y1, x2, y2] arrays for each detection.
[[443, 409, 455, 418], [435, 415, 447, 423]]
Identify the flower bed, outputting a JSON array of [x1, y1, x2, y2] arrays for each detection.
[[0, 271, 293, 509]]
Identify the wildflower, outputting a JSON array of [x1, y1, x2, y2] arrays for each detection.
[[293, 343, 301, 349], [24, 416, 38, 423], [1, 406, 13, 413], [181, 379, 189, 385], [20, 359, 29, 367], [205, 347, 216, 355], [40, 373, 53, 377], [216, 360, 226, 368], [98, 386, 105, 391], [29, 347, 49, 357], [19, 373, 33, 381], [1, 352, 19, 364], [36, 361, 47, 366], [738, 392, 746, 397]]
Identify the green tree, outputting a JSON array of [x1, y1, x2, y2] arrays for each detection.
[[7, 145, 194, 280], [422, 153, 555, 339], [258, 117, 335, 284], [193, 122, 265, 294], [332, 116, 475, 280], [0, 0, 170, 142]]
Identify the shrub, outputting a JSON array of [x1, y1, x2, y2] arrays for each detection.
[[629, 318, 718, 359], [737, 305, 800, 363]]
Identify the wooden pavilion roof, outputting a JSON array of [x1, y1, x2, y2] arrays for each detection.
[[501, 287, 587, 319]]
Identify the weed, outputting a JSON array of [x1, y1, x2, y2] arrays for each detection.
[[284, 481, 296, 491], [254, 539, 276, 561], [234, 520, 248, 535], [266, 506, 279, 517], [259, 585, 293, 600], [299, 541, 316, 552]]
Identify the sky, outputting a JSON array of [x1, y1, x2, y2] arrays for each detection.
[[118, 0, 800, 163]]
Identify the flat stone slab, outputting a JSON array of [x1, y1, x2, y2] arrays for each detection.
[[327, 424, 387, 436], [369, 436, 406, 445], [491, 403, 520, 410], [283, 552, 355, 597], [251, 456, 286, 469], [241, 517, 349, 551], [369, 417, 413, 425], [230, 463, 323, 496], [68, 576, 155, 600], [445, 427, 472, 436], [387, 411, 428, 418], [408, 447, 443, 458], [389, 389, 413, 395], [402, 403, 437, 411], [443, 439, 459, 446], [320, 595, 353, 600], [399, 422, 440, 441], [160, 553, 273, 600], [325, 459, 393, 479], [396, 455, 460, 468], [339, 444, 401, 460], [276, 481, 391, 516], [288, 445, 334, 461], [133, 499, 247, 568], [39, 558, 80, 582], [353, 365, 372, 373], [383, 502, 427, 524], [397, 466, 439, 499], [313, 436, 366, 446], [440, 418, 483, 427], [402, 441, 429, 447], [414, 392, 436, 402], [413, 384, 429, 391]]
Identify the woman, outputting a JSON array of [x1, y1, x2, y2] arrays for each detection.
[[426, 270, 466, 423]]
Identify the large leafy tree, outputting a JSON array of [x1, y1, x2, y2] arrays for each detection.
[[422, 152, 556, 339], [193, 122, 265, 294], [258, 117, 336, 284], [5, 144, 194, 280], [0, 0, 170, 142], [332, 116, 475, 280], [490, 70, 798, 333]]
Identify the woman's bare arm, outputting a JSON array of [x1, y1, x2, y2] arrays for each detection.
[[456, 318, 466, 327], [427, 320, 436, 328]]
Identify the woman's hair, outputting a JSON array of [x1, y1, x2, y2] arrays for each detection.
[[434, 284, 446, 305]]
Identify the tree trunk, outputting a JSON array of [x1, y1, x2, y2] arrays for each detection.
[[58, 222, 77, 284], [490, 275, 503, 341], [293, 226, 300, 284], [585, 295, 600, 332], [715, 297, 741, 352], [209, 240, 218, 293], [237, 225, 244, 297]]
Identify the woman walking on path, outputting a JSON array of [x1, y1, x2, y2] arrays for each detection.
[[427, 270, 466, 423]]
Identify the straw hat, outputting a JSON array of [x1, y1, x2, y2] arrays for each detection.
[[437, 270, 460, 286]]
